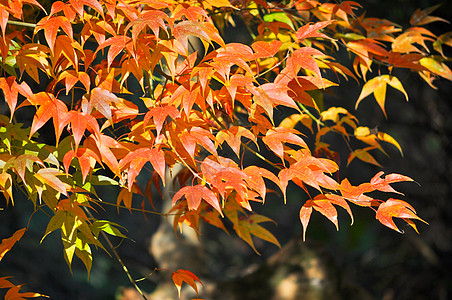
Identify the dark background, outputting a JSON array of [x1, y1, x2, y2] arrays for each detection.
[[0, 1, 451, 299]]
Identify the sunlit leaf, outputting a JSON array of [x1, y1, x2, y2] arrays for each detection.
[[172, 185, 223, 217], [35, 16, 73, 51], [263, 127, 307, 161], [356, 75, 408, 117], [347, 148, 382, 167], [0, 228, 26, 262], [296, 21, 332, 41], [119, 147, 166, 190], [419, 57, 452, 81], [171, 269, 202, 297], [376, 198, 427, 233]]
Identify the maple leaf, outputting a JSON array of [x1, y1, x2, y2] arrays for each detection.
[[295, 21, 332, 41], [225, 206, 280, 254], [124, 10, 168, 45], [16, 44, 51, 83], [203, 0, 234, 9], [211, 170, 249, 209], [252, 40, 283, 59], [169, 85, 205, 116], [211, 43, 254, 78], [4, 0, 45, 19], [63, 148, 102, 184], [224, 74, 253, 103], [70, 0, 104, 19], [285, 47, 325, 78], [347, 39, 389, 58], [42, 212, 66, 242], [358, 20, 398, 43], [35, 16, 73, 52], [83, 87, 120, 124], [117, 185, 142, 212], [57, 70, 91, 94], [410, 4, 449, 26], [42, 198, 97, 274], [433, 32, 452, 58], [84, 134, 124, 177], [173, 6, 209, 22], [0, 228, 26, 262], [0, 77, 33, 119], [299, 194, 356, 240], [90, 220, 128, 239], [96, 35, 132, 69], [3, 284, 49, 299], [6, 154, 45, 186], [243, 166, 279, 203], [262, 127, 307, 161], [285, 76, 337, 109], [52, 35, 83, 72], [200, 157, 251, 209], [49, 1, 76, 21], [216, 126, 257, 157], [279, 151, 339, 202], [34, 168, 68, 196], [0, 9, 8, 38], [107, 98, 139, 127], [385, 52, 424, 71], [24, 92, 68, 142], [199, 202, 227, 232], [392, 30, 435, 54], [173, 20, 225, 53], [339, 178, 375, 207], [171, 269, 202, 298], [259, 82, 299, 110], [419, 57, 452, 81], [370, 171, 414, 194], [376, 198, 427, 233], [179, 127, 218, 158], [347, 148, 382, 167], [80, 18, 116, 46], [119, 147, 166, 190], [356, 75, 408, 117], [143, 105, 180, 137], [248, 85, 275, 120], [172, 185, 223, 217], [60, 110, 101, 151], [299, 198, 334, 240], [354, 126, 403, 155]]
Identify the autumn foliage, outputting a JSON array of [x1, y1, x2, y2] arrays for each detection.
[[0, 0, 450, 298]]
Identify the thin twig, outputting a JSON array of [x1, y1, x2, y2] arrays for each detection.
[[83, 207, 148, 300], [7, 20, 37, 28]]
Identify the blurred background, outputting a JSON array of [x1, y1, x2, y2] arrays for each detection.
[[0, 0, 451, 299]]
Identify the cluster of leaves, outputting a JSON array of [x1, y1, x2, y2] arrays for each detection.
[[0, 0, 450, 297]]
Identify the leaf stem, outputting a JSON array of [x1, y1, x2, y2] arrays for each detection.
[[90, 198, 167, 215], [297, 102, 324, 126], [7, 20, 37, 28]]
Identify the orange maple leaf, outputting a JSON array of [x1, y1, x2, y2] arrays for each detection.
[[172, 185, 223, 217], [0, 228, 26, 262], [171, 269, 202, 298], [376, 198, 427, 233], [356, 75, 408, 117]]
